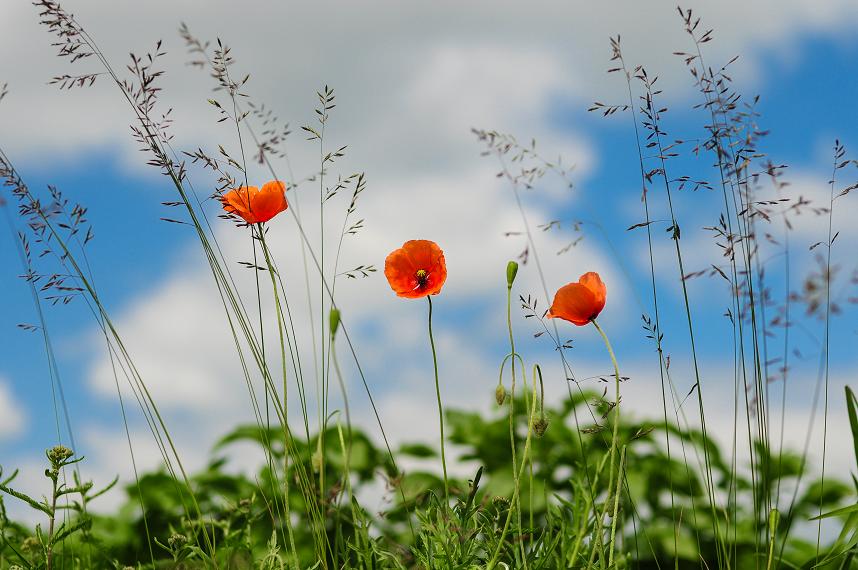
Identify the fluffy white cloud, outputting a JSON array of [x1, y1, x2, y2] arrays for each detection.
[[0, 377, 26, 439], [2, 0, 858, 162]]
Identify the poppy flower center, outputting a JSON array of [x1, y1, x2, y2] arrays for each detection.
[[415, 269, 429, 288]]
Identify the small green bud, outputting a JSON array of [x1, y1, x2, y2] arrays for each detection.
[[495, 384, 507, 406], [329, 308, 341, 337], [312, 448, 323, 473], [168, 533, 188, 550], [47, 445, 73, 468], [21, 537, 39, 553], [534, 417, 549, 437], [506, 261, 519, 288], [492, 496, 510, 508]]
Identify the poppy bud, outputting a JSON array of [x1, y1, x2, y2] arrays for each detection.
[[506, 261, 518, 288], [495, 384, 507, 406], [330, 308, 341, 337], [534, 417, 549, 437]]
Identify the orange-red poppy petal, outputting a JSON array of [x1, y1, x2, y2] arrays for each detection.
[[384, 248, 419, 296], [253, 180, 288, 223], [222, 186, 259, 223], [547, 283, 598, 326], [547, 272, 607, 326], [384, 239, 447, 298], [221, 181, 288, 224], [578, 271, 607, 311]]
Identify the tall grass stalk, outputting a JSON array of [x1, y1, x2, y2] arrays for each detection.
[[609, 38, 680, 567]]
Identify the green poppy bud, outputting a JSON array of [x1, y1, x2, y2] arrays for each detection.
[[330, 308, 341, 337], [312, 449, 323, 473], [506, 261, 519, 288], [534, 417, 549, 437], [495, 384, 507, 406]]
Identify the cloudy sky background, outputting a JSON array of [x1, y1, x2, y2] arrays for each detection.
[[1, 0, 857, 520]]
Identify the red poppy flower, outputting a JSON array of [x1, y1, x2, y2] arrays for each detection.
[[384, 240, 447, 299], [547, 272, 607, 326], [221, 180, 288, 224]]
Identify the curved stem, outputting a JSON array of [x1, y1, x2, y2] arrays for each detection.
[[487, 366, 540, 570], [427, 296, 449, 504], [507, 286, 518, 494], [590, 319, 622, 567]]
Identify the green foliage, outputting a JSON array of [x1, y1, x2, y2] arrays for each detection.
[[1, 393, 854, 569]]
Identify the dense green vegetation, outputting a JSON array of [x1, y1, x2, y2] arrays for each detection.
[[2, 389, 857, 568]]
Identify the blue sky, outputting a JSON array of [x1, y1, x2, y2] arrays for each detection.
[[1, 0, 857, 512]]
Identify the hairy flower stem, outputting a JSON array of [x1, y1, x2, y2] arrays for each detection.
[[608, 445, 627, 568], [46, 476, 58, 570], [488, 367, 540, 570], [505, 282, 528, 568], [258, 229, 299, 566], [427, 296, 449, 504], [588, 319, 622, 567]]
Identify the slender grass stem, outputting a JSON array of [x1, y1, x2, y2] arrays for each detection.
[[613, 47, 679, 567], [816, 142, 839, 562]]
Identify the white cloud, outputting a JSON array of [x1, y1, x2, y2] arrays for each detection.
[[2, 0, 858, 163], [0, 377, 26, 439]]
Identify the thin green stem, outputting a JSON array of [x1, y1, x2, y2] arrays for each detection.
[[487, 366, 540, 570], [608, 446, 627, 568], [258, 228, 299, 566], [427, 296, 449, 504], [505, 283, 528, 568], [590, 319, 622, 568]]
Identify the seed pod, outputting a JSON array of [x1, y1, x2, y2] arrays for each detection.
[[495, 384, 507, 406], [534, 417, 549, 437]]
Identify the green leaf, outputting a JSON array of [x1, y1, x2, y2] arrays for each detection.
[[50, 516, 91, 545], [810, 501, 858, 520], [846, 385, 858, 472], [0, 483, 51, 516], [397, 443, 436, 458]]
